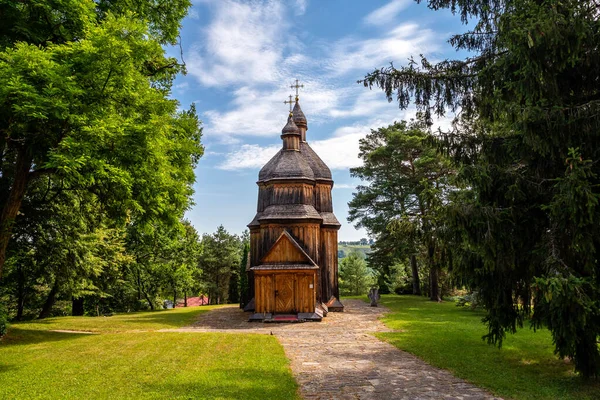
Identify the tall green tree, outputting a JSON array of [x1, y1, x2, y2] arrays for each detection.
[[199, 226, 241, 305], [362, 0, 600, 376], [163, 221, 202, 308], [349, 121, 453, 301], [0, 0, 201, 276], [339, 250, 374, 296]]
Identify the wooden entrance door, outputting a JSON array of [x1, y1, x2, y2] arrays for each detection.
[[275, 274, 295, 313]]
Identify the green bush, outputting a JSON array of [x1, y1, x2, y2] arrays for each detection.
[[454, 291, 481, 309]]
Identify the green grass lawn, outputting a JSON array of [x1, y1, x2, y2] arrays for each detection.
[[0, 306, 298, 400], [373, 295, 600, 400], [10, 304, 221, 333]]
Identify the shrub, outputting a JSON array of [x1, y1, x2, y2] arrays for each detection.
[[454, 291, 481, 309]]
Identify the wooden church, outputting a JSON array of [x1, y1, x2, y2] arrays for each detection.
[[244, 84, 344, 322]]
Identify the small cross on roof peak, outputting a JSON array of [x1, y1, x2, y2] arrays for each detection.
[[291, 79, 304, 101]]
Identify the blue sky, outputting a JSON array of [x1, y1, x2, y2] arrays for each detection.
[[169, 0, 465, 240]]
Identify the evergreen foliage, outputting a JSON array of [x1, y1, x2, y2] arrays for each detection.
[[239, 241, 250, 308], [348, 121, 453, 301], [362, 0, 600, 377], [339, 250, 375, 296], [199, 226, 242, 305]]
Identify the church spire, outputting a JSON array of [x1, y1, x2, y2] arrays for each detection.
[[290, 79, 308, 141], [281, 94, 300, 151]]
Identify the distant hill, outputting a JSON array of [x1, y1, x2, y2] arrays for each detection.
[[338, 244, 371, 259]]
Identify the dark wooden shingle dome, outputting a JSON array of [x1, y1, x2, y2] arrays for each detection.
[[258, 150, 315, 181]]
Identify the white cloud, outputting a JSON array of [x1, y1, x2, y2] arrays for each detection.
[[363, 0, 412, 26], [188, 8, 200, 20], [216, 123, 367, 171], [187, 0, 286, 86], [202, 81, 341, 139], [174, 82, 190, 93], [333, 183, 357, 190], [189, 0, 439, 145], [329, 89, 397, 119], [311, 125, 369, 169], [327, 23, 437, 76], [218, 144, 280, 170], [294, 0, 308, 16]]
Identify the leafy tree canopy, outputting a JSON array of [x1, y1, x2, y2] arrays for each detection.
[[0, 0, 202, 276]]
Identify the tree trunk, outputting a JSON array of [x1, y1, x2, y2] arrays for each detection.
[[136, 270, 142, 300], [184, 292, 187, 307], [0, 149, 33, 277], [16, 293, 25, 321], [173, 290, 177, 309], [72, 297, 84, 316], [16, 265, 25, 321], [39, 282, 59, 319], [428, 244, 440, 301], [410, 255, 421, 295], [144, 291, 154, 310], [429, 266, 441, 301]]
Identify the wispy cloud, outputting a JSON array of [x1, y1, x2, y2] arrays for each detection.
[[326, 23, 438, 76], [363, 0, 412, 26], [218, 144, 280, 170], [294, 0, 308, 16], [187, 8, 200, 20], [189, 0, 440, 158], [329, 89, 397, 119], [187, 0, 286, 87], [202, 81, 342, 140], [333, 183, 357, 190]]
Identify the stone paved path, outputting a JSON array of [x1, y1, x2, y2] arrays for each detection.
[[164, 300, 501, 400]]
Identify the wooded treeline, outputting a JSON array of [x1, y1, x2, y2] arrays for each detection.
[[349, 0, 600, 377], [0, 1, 246, 323]]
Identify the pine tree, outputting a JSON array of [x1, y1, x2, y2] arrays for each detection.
[[362, 0, 600, 376], [349, 121, 453, 301]]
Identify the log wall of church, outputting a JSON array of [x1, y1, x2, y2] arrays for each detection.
[[314, 183, 333, 212], [257, 183, 314, 211], [320, 228, 339, 301]]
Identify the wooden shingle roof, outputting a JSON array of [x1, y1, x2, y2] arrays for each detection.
[[300, 142, 332, 181], [292, 101, 307, 128], [258, 149, 315, 182], [259, 204, 322, 221]]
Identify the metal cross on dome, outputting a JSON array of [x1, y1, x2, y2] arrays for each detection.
[[283, 94, 294, 113], [291, 79, 304, 101]]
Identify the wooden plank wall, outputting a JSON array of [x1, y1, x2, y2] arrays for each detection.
[[262, 236, 308, 263], [314, 183, 333, 212], [296, 273, 315, 312], [255, 223, 320, 263], [257, 183, 314, 212], [255, 274, 274, 313], [254, 271, 316, 313], [320, 228, 338, 301]]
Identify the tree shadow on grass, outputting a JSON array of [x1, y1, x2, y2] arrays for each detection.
[[0, 328, 91, 347], [117, 310, 212, 328], [0, 363, 18, 374], [11, 307, 213, 333]]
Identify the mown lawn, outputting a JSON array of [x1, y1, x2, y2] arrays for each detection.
[[372, 295, 600, 400], [0, 306, 298, 400], [10, 304, 221, 333]]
